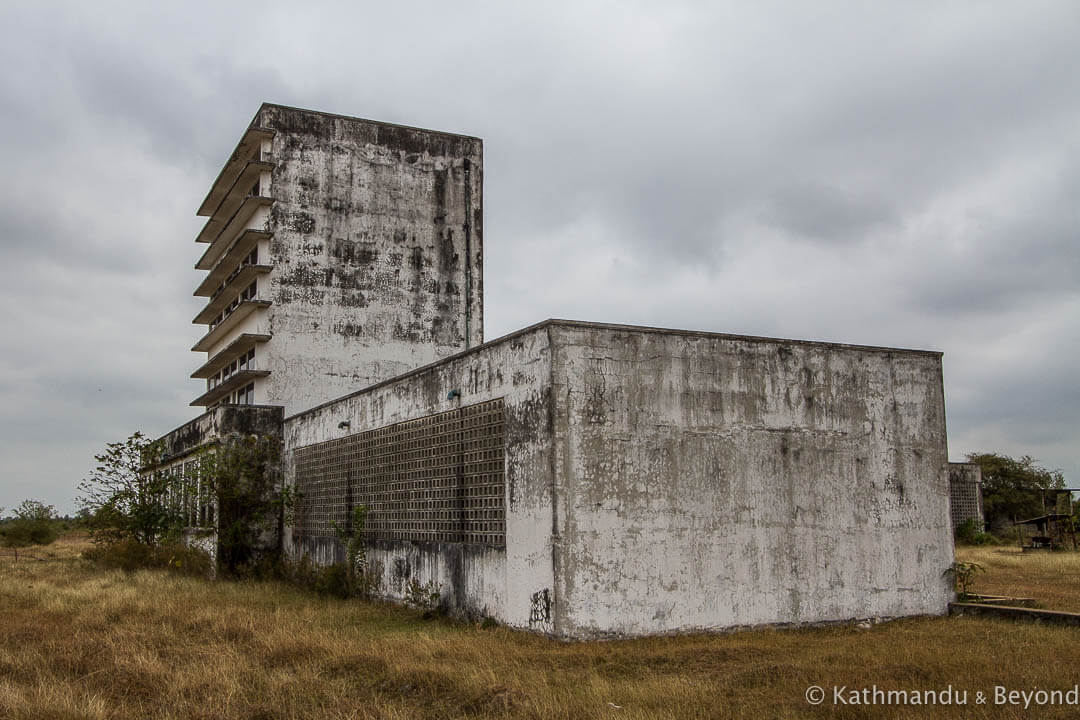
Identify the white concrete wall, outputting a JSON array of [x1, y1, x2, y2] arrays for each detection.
[[547, 322, 952, 637], [256, 105, 484, 416], [204, 310, 270, 358], [183, 529, 218, 570], [282, 324, 555, 628]]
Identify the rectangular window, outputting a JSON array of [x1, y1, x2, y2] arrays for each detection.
[[209, 280, 260, 331]]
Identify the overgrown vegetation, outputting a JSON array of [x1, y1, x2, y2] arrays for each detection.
[[329, 504, 382, 598], [967, 452, 1066, 530], [955, 545, 1080, 612], [403, 577, 443, 616], [77, 430, 291, 578], [81, 538, 212, 577], [77, 431, 183, 545], [3, 533, 1080, 719], [943, 561, 985, 601], [0, 500, 60, 561], [202, 433, 287, 577], [954, 518, 998, 546]]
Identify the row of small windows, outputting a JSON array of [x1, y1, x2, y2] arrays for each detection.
[[207, 349, 256, 391], [159, 461, 216, 529], [235, 382, 256, 405], [209, 247, 259, 302], [209, 381, 255, 410], [209, 280, 258, 330]]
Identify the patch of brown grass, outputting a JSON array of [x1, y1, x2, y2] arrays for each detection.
[[956, 545, 1080, 611], [1, 533, 1078, 718]]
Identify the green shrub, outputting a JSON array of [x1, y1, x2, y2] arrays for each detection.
[[314, 564, 352, 598], [282, 554, 357, 598], [955, 518, 980, 545], [943, 561, 985, 601], [403, 578, 443, 617], [83, 540, 211, 577], [330, 505, 380, 598], [1, 500, 60, 561], [955, 519, 997, 546]]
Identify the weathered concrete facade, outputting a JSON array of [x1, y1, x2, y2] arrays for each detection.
[[284, 320, 953, 637], [153, 105, 955, 639], [146, 405, 285, 565], [191, 104, 483, 414], [284, 324, 553, 623], [947, 462, 984, 531], [149, 405, 285, 469]]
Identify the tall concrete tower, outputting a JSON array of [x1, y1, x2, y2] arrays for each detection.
[[189, 104, 483, 415]]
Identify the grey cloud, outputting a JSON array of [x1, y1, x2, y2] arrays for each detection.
[[2, 0, 1079, 510], [66, 42, 290, 170], [0, 202, 152, 274], [759, 181, 897, 242], [904, 176, 1080, 316]]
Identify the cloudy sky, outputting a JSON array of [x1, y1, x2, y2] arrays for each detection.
[[1, 1, 1077, 513]]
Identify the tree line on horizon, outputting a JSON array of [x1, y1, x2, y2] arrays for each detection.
[[1, 443, 1072, 562]]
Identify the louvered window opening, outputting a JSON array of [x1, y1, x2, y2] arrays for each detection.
[[294, 399, 505, 547]]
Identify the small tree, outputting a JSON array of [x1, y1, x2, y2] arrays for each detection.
[[201, 433, 285, 576], [967, 453, 1065, 530], [1, 500, 59, 561], [943, 561, 985, 602], [332, 504, 378, 597], [77, 431, 183, 545]]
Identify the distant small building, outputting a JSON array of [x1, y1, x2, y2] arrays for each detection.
[[148, 104, 955, 638], [947, 462, 984, 532], [1014, 514, 1073, 550], [1015, 488, 1078, 550]]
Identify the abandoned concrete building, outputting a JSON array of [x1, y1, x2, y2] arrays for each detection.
[[149, 104, 955, 638]]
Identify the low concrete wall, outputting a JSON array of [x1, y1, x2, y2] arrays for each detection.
[[547, 322, 952, 637], [149, 404, 285, 468], [949, 602, 1080, 627], [280, 319, 952, 637], [282, 323, 555, 626]]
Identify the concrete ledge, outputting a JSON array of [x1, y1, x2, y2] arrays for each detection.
[[964, 594, 1038, 607], [949, 602, 1080, 627]]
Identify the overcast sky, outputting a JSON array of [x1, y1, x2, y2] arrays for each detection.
[[1, 1, 1077, 514]]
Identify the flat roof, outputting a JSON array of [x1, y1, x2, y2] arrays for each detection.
[[285, 318, 942, 423], [253, 102, 483, 143]]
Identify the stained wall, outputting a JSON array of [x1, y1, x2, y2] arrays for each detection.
[[254, 104, 484, 415], [283, 323, 555, 628], [283, 320, 952, 637], [548, 322, 952, 637]]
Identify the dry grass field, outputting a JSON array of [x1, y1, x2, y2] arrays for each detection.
[[955, 544, 1080, 611], [2, 534, 1079, 720]]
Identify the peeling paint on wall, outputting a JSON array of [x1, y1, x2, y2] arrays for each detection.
[[251, 105, 484, 415], [168, 106, 953, 639], [279, 320, 951, 638]]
